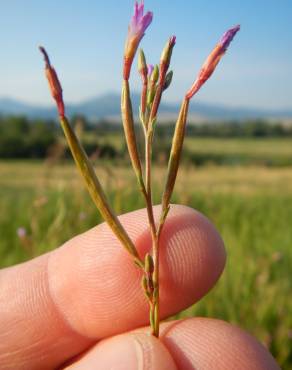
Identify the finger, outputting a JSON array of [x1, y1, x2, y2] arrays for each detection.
[[49, 205, 225, 338], [159, 318, 280, 370], [63, 318, 280, 370], [0, 205, 225, 370], [63, 333, 177, 370]]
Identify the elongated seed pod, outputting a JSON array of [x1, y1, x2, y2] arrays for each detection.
[[138, 50, 148, 121], [161, 97, 190, 213], [145, 253, 154, 274], [121, 80, 144, 188]]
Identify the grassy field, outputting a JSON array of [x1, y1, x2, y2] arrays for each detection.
[[0, 152, 292, 367], [96, 133, 292, 166], [96, 133, 292, 156]]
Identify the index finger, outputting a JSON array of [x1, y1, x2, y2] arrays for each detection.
[[0, 204, 225, 369]]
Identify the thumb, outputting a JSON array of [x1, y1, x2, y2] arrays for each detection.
[[64, 332, 177, 370]]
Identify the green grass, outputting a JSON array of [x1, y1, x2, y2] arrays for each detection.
[[183, 137, 292, 166], [0, 160, 291, 368], [95, 133, 292, 166], [184, 137, 292, 156], [96, 132, 292, 157]]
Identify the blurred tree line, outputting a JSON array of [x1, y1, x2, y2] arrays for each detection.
[[0, 115, 118, 159], [0, 115, 292, 164], [0, 116, 56, 158]]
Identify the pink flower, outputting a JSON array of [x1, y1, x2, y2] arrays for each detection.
[[186, 25, 240, 99], [17, 227, 27, 239], [124, 1, 153, 80], [147, 64, 154, 77], [129, 1, 153, 39]]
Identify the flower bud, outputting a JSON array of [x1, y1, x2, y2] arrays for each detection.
[[145, 253, 154, 274], [163, 70, 173, 91], [186, 25, 240, 99], [160, 36, 176, 82], [147, 64, 154, 78], [142, 275, 148, 292], [138, 49, 148, 83], [39, 46, 65, 117], [150, 65, 159, 84], [147, 65, 159, 106]]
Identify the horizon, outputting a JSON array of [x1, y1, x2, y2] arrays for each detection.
[[0, 0, 291, 110], [1, 91, 292, 114]]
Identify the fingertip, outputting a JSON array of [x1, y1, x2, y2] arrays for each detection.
[[161, 318, 280, 370], [65, 333, 177, 370]]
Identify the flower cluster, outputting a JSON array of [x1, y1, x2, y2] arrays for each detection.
[[40, 0, 239, 338]]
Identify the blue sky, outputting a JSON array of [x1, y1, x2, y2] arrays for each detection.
[[0, 0, 291, 109]]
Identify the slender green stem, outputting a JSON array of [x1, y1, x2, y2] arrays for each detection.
[[149, 85, 163, 126], [145, 80, 168, 337], [59, 116, 143, 268], [145, 133, 156, 229], [140, 82, 148, 127], [150, 98, 191, 336], [151, 237, 160, 337], [145, 128, 162, 337], [139, 61, 173, 336]]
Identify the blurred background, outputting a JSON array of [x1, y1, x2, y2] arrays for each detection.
[[0, 0, 291, 367]]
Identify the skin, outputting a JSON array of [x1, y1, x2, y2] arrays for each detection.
[[0, 205, 280, 370]]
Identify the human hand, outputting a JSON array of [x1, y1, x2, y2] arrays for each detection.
[[0, 205, 280, 369]]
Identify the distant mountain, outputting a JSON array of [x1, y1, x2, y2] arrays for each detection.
[[0, 97, 54, 118], [0, 93, 291, 123]]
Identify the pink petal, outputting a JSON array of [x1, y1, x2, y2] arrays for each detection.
[[137, 1, 144, 19], [219, 25, 240, 51], [141, 11, 153, 32]]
